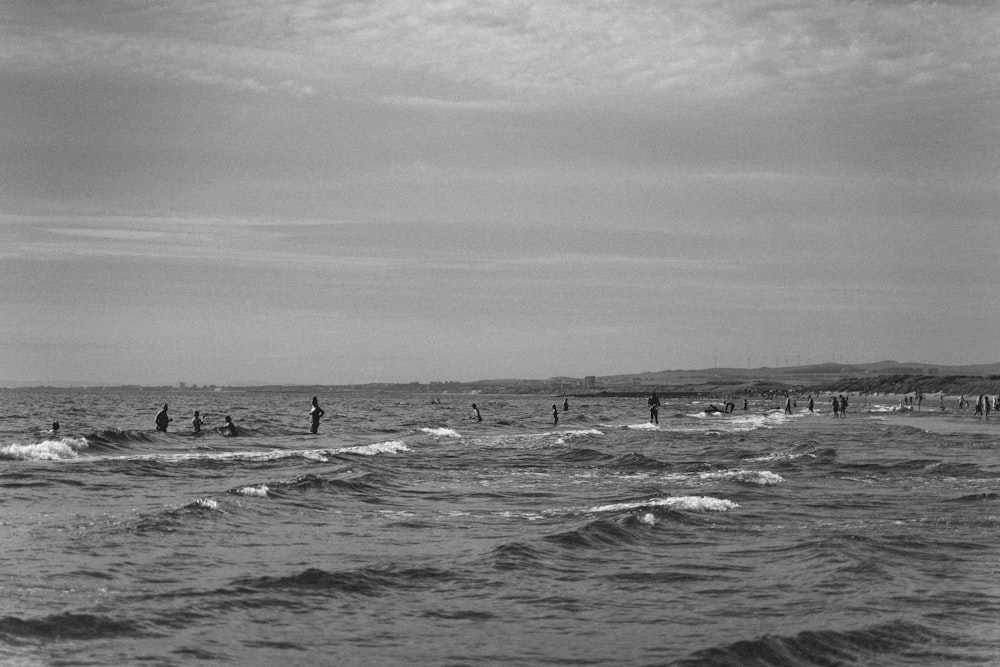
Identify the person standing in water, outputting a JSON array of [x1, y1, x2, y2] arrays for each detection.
[[221, 415, 238, 436], [563, 398, 569, 411], [471, 403, 482, 422], [309, 397, 325, 434], [648, 391, 660, 424], [552, 404, 559, 426], [192, 410, 204, 434], [155, 404, 171, 432]]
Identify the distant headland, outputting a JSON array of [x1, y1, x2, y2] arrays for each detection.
[[6, 360, 1000, 397]]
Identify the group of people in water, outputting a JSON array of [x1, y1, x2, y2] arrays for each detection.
[[129, 390, 1000, 437], [471, 398, 570, 425], [152, 396, 326, 436]]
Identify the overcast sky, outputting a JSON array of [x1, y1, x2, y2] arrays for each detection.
[[2, 0, 998, 386]]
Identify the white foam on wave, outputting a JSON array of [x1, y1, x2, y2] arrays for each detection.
[[338, 440, 410, 456], [691, 469, 784, 485], [233, 484, 271, 498], [0, 437, 90, 461], [192, 498, 221, 511], [625, 422, 660, 431], [589, 496, 739, 513], [744, 449, 815, 463], [554, 429, 603, 445], [419, 427, 462, 438]]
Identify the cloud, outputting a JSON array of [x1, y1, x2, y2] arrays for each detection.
[[3, 0, 997, 106]]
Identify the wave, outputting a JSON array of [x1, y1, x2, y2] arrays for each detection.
[[228, 565, 455, 598], [129, 497, 227, 533], [606, 452, 671, 470], [588, 495, 739, 514], [229, 471, 393, 499], [553, 428, 604, 444], [947, 491, 1000, 503], [0, 436, 91, 461], [0, 612, 148, 641], [86, 429, 159, 448], [545, 518, 648, 549], [676, 619, 952, 666], [553, 448, 613, 463], [418, 427, 462, 438], [685, 469, 784, 486], [743, 445, 837, 465]]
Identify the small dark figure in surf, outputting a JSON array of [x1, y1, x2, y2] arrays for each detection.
[[51, 421, 60, 433], [552, 404, 559, 426], [192, 410, 204, 433], [743, 398, 748, 410], [221, 415, 238, 437], [309, 396, 325, 434], [808, 396, 814, 412], [471, 403, 482, 422], [784, 396, 792, 415], [155, 404, 171, 432], [839, 394, 848, 417], [563, 398, 569, 411], [832, 397, 840, 418], [648, 392, 660, 424]]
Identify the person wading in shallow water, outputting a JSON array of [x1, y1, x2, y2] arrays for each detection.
[[155, 404, 171, 432], [648, 391, 660, 424], [309, 396, 325, 434], [471, 403, 482, 422], [221, 415, 238, 436]]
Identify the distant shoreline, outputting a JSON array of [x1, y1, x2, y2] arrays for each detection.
[[5, 372, 1000, 397]]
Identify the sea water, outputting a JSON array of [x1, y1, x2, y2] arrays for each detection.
[[1, 389, 999, 665]]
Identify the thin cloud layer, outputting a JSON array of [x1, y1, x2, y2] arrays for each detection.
[[1, 0, 998, 385]]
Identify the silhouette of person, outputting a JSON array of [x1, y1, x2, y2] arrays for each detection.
[[563, 398, 569, 411], [309, 396, 325, 434], [648, 392, 660, 424], [192, 410, 204, 433], [471, 403, 482, 422], [552, 404, 559, 425], [51, 421, 60, 433], [221, 415, 238, 436], [155, 404, 171, 432]]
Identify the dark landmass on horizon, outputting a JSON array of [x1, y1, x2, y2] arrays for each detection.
[[7, 360, 1000, 397]]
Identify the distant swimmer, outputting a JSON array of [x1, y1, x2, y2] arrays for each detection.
[[51, 421, 60, 433], [552, 404, 559, 426], [309, 396, 325, 434], [471, 403, 482, 422], [221, 415, 238, 437], [192, 410, 204, 434], [648, 392, 660, 424], [155, 404, 171, 432]]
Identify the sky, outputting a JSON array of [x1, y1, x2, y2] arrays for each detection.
[[1, 0, 999, 386]]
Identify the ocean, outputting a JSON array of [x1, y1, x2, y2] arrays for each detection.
[[1, 389, 999, 666]]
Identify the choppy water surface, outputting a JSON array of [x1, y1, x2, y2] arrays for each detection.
[[2, 389, 999, 665]]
